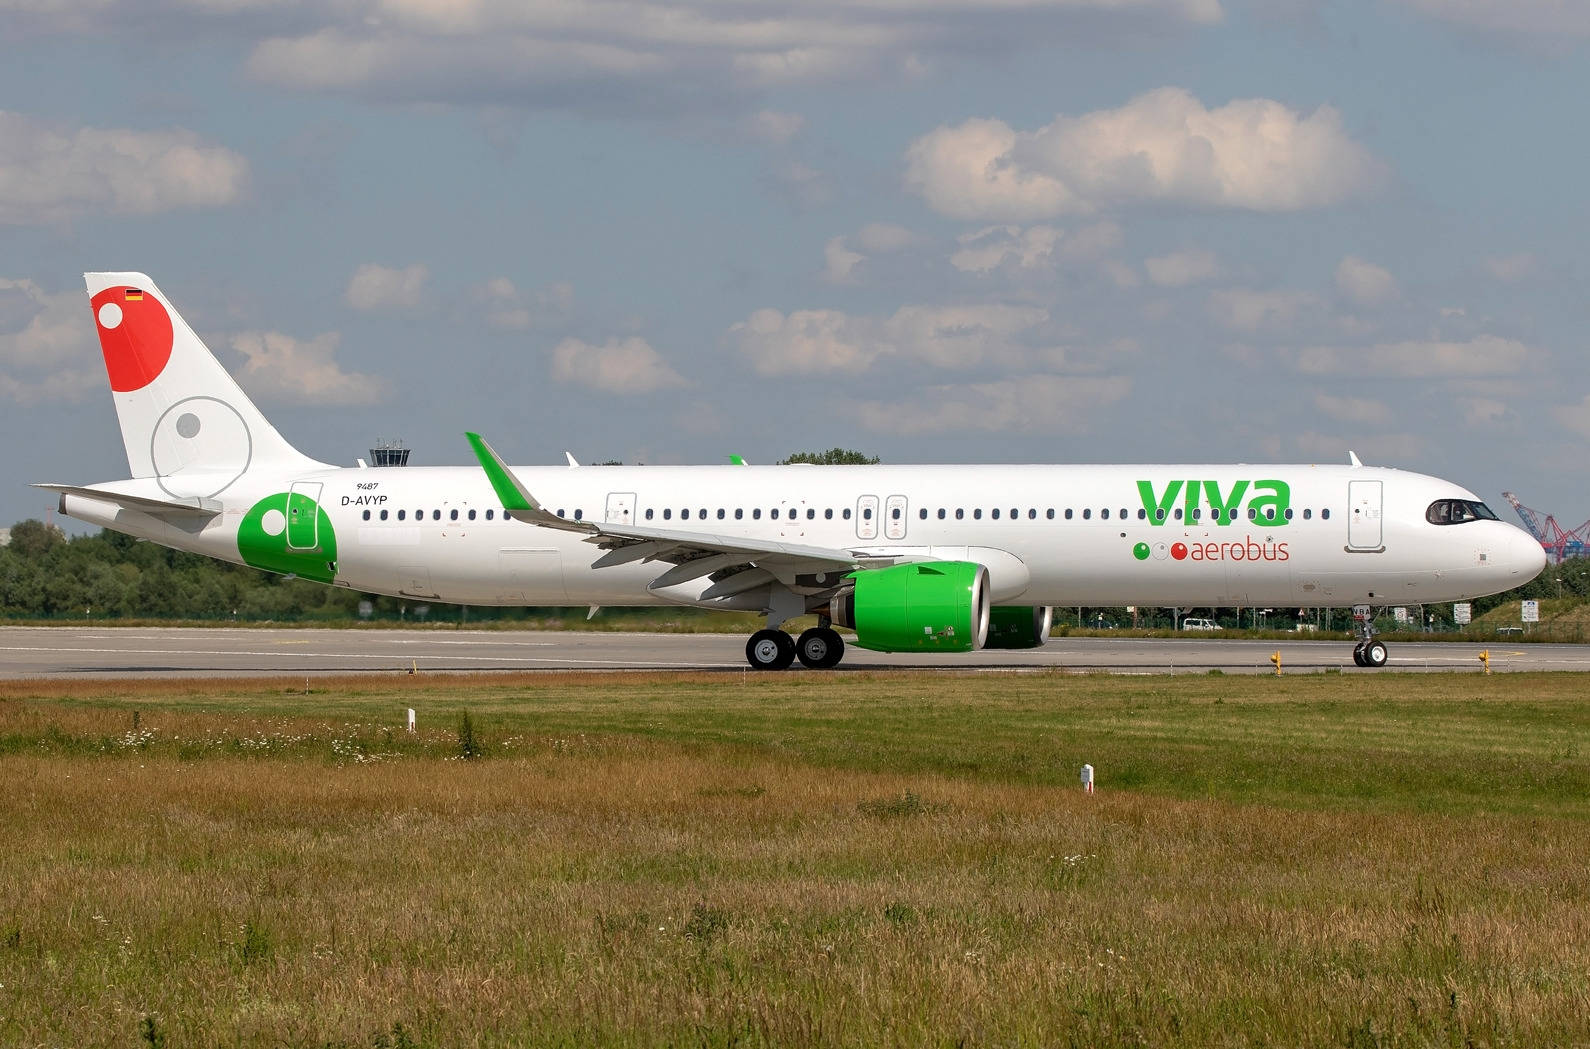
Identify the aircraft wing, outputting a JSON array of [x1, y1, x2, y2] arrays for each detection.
[[466, 433, 903, 585]]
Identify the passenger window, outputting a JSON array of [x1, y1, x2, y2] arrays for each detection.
[[1029, 509, 1037, 519], [450, 509, 458, 521], [682, 509, 691, 520], [842, 508, 850, 520], [1065, 509, 1073, 520], [808, 509, 816, 520], [992, 509, 1000, 520], [557, 509, 565, 518], [1101, 509, 1110, 520], [1175, 508, 1183, 520], [645, 508, 654, 520], [574, 509, 583, 521], [468, 509, 477, 521], [1154, 509, 1164, 521], [919, 509, 927, 519], [863, 508, 873, 520], [1138, 509, 1147, 520], [753, 509, 761, 520], [1285, 508, 1293, 520], [362, 510, 370, 521], [1322, 509, 1330, 520], [486, 509, 494, 520], [717, 509, 725, 520], [1248, 507, 1257, 520], [1046, 509, 1055, 520], [1120, 508, 1128, 519], [827, 509, 835, 520], [664, 509, 672, 520], [381, 509, 389, 521], [955, 509, 964, 520], [770, 508, 778, 520], [397, 510, 406, 521], [891, 508, 900, 520], [433, 509, 441, 521], [973, 509, 982, 520], [1083, 509, 1092, 520], [735, 508, 743, 520], [1264, 510, 1275, 521], [1303, 508, 1312, 520], [1192, 508, 1200, 520], [938, 508, 946, 519]]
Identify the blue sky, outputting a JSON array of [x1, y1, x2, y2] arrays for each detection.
[[3, 0, 1587, 532]]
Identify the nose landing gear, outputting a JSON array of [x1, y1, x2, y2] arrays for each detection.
[[1350, 604, 1389, 667]]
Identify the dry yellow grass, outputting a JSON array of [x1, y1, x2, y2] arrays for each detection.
[[2, 673, 1588, 1047]]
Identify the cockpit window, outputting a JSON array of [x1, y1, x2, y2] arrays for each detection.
[[1426, 499, 1499, 525]]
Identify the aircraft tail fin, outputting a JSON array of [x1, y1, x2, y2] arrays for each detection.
[[84, 272, 325, 497]]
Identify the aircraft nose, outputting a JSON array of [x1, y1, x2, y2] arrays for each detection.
[[1503, 525, 1548, 580]]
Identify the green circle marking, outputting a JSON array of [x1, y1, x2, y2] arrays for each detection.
[[1132, 541, 1151, 561]]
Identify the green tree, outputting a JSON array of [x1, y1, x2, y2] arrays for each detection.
[[778, 448, 881, 465], [8, 519, 64, 559]]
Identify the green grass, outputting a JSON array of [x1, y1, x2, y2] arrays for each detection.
[[2, 672, 1589, 1046]]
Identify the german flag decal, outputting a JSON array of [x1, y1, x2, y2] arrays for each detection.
[[124, 288, 144, 301]]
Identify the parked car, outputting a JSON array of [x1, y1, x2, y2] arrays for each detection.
[[1181, 618, 1221, 631]]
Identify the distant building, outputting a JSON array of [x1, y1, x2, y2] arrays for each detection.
[[0, 527, 9, 547]]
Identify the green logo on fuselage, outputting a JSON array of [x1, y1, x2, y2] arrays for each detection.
[[1137, 479, 1291, 527], [238, 492, 338, 583]]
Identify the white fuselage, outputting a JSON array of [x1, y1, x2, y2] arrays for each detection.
[[65, 461, 1546, 611]]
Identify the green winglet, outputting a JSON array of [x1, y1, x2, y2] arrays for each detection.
[[465, 432, 534, 512], [729, 454, 746, 466]]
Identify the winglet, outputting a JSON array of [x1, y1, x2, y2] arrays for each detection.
[[465, 432, 588, 531], [729, 454, 747, 466]]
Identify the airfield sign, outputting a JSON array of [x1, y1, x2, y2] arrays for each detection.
[[1522, 600, 1540, 623], [1453, 602, 1471, 625]]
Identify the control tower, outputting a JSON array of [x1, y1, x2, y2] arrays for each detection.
[[370, 439, 410, 467]]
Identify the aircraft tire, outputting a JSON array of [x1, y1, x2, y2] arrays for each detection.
[[796, 627, 845, 669], [1362, 640, 1389, 668], [1351, 642, 1366, 667], [747, 629, 796, 671]]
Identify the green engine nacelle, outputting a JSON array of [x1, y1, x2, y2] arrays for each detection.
[[828, 561, 991, 653], [984, 606, 1054, 649]]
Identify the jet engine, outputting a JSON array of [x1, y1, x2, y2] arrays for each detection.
[[984, 605, 1053, 649], [828, 561, 991, 652]]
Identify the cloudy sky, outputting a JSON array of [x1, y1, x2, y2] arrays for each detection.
[[4, 0, 1588, 530]]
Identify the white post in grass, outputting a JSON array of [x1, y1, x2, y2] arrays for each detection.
[[407, 708, 416, 734], [1080, 763, 1094, 794]]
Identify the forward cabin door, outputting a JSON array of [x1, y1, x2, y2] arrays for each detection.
[[287, 481, 322, 550], [884, 494, 909, 540], [604, 492, 636, 526], [1347, 480, 1384, 551]]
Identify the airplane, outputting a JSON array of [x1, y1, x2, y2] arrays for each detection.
[[37, 272, 1546, 671]]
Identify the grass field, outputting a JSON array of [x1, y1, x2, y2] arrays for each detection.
[[3, 671, 1588, 1047]]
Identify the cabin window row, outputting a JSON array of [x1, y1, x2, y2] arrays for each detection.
[[360, 508, 501, 522], [362, 504, 1332, 524]]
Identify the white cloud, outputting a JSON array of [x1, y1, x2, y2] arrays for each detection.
[[550, 336, 686, 394], [821, 223, 919, 282], [1207, 288, 1316, 332], [905, 88, 1383, 221], [1313, 393, 1392, 427], [728, 303, 1058, 376], [822, 237, 865, 283], [228, 330, 390, 404], [745, 110, 806, 145], [1554, 395, 1590, 438], [951, 225, 1062, 273], [472, 277, 574, 330], [1485, 253, 1537, 283], [1396, 0, 1590, 39], [1145, 248, 1221, 287], [1295, 335, 1535, 378], [0, 278, 100, 403], [216, 1, 1224, 114], [0, 111, 247, 225], [853, 374, 1133, 435], [1334, 256, 1399, 306], [345, 263, 429, 311]]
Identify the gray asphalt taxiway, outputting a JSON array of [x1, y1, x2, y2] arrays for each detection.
[[0, 626, 1583, 677]]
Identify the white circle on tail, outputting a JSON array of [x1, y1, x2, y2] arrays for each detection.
[[98, 302, 123, 329], [151, 397, 253, 499], [260, 509, 287, 537]]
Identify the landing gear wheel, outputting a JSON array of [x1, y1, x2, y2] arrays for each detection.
[[1361, 640, 1388, 668], [746, 629, 795, 671], [1351, 642, 1367, 667], [796, 627, 845, 669]]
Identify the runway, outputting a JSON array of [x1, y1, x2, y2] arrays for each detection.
[[0, 626, 1582, 677]]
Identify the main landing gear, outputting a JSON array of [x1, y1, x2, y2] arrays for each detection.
[[1349, 604, 1389, 667], [745, 624, 845, 670]]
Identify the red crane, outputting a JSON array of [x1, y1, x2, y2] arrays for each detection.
[[1501, 492, 1590, 563]]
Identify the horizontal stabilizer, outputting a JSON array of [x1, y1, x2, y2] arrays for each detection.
[[33, 483, 221, 518]]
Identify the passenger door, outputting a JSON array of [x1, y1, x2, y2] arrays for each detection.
[[1347, 480, 1384, 551], [287, 481, 321, 550]]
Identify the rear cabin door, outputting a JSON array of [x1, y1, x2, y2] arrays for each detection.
[[1347, 480, 1384, 551], [287, 481, 322, 550], [855, 495, 880, 540], [884, 494, 909, 540]]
